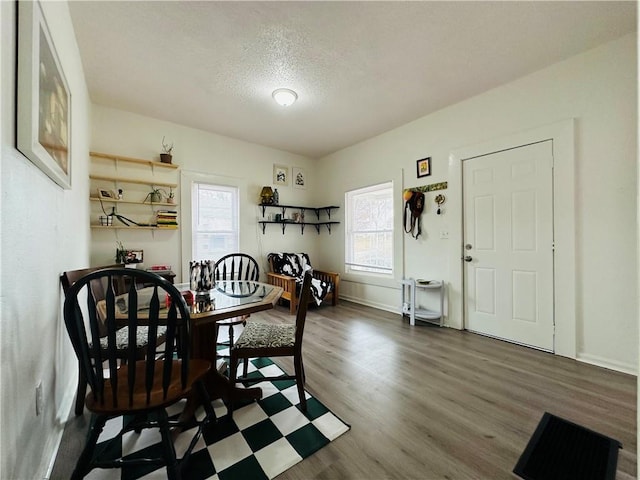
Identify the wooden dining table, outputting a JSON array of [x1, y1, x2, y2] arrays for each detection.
[[177, 280, 283, 410]]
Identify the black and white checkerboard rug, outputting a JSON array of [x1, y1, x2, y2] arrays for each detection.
[[84, 357, 350, 480]]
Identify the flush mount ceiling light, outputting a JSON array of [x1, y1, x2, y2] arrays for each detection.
[[272, 88, 298, 107]]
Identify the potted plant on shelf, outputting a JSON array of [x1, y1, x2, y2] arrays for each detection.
[[144, 188, 164, 204], [166, 188, 176, 204], [160, 136, 173, 164], [143, 187, 175, 204]]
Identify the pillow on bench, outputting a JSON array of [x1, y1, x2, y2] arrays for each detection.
[[268, 253, 332, 306]]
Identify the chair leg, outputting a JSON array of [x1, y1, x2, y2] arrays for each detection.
[[71, 414, 106, 480], [242, 356, 249, 378], [228, 324, 235, 350], [74, 365, 87, 416], [294, 354, 306, 412], [196, 379, 216, 423], [290, 297, 296, 315], [227, 354, 238, 416], [158, 409, 180, 480]]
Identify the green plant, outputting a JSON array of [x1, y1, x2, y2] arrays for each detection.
[[144, 187, 174, 204], [144, 188, 163, 203]]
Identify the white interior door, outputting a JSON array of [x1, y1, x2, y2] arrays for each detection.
[[463, 140, 554, 351]]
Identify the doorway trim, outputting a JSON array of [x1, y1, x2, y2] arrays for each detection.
[[448, 119, 576, 358]]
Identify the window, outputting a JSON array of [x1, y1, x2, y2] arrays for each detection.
[[192, 183, 239, 261], [345, 182, 394, 275]]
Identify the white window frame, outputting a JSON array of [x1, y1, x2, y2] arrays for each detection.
[[180, 171, 245, 281], [345, 181, 394, 277], [191, 182, 239, 262]]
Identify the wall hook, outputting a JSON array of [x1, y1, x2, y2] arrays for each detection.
[[435, 194, 446, 215]]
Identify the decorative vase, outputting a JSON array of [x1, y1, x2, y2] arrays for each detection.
[[273, 188, 279, 205], [150, 192, 162, 203], [189, 260, 213, 292], [160, 153, 172, 164]]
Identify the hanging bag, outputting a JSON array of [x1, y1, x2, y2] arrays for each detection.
[[403, 191, 425, 239]]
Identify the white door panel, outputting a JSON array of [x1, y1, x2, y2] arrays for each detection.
[[463, 141, 554, 351]]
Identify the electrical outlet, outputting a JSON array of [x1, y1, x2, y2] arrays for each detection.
[[35, 381, 43, 416], [440, 231, 449, 239]]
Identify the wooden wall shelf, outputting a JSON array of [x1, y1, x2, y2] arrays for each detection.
[[90, 151, 179, 170]]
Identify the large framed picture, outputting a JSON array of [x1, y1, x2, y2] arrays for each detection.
[[17, 0, 72, 189]]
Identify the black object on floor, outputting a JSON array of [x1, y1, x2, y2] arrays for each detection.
[[513, 412, 622, 480]]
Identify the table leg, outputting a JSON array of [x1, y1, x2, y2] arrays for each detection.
[[182, 320, 261, 420]]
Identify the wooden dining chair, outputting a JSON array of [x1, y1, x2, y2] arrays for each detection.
[[228, 272, 312, 413], [61, 265, 167, 416], [213, 253, 260, 357], [62, 267, 214, 480]]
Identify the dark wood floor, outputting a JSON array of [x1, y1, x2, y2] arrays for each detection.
[[51, 301, 636, 479]]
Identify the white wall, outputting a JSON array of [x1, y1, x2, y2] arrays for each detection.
[[0, 2, 92, 478], [90, 106, 320, 281], [317, 34, 638, 374]]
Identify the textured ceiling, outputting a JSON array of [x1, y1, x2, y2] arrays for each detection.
[[68, 1, 637, 159]]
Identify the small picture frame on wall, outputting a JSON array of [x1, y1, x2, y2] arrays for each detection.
[[273, 164, 289, 186], [124, 250, 144, 264], [292, 167, 306, 189], [416, 157, 431, 178], [97, 188, 116, 199]]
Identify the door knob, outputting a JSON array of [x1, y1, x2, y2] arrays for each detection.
[[464, 255, 473, 262]]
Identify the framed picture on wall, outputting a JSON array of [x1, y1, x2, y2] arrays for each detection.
[[273, 164, 289, 186], [17, 0, 72, 189], [97, 188, 116, 199], [124, 250, 144, 264], [292, 167, 306, 189], [416, 157, 431, 178]]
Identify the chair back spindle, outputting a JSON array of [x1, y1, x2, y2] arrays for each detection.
[[214, 253, 259, 282]]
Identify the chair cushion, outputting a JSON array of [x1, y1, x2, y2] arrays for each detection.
[[92, 326, 167, 351], [234, 322, 295, 349]]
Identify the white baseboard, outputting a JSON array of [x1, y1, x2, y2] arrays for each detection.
[[43, 381, 77, 479], [339, 294, 398, 314], [338, 295, 453, 328], [577, 353, 638, 376]]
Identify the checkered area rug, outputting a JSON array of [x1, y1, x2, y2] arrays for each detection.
[[84, 357, 350, 480]]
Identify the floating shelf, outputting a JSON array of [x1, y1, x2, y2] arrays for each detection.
[[259, 203, 339, 220], [90, 174, 177, 189], [91, 225, 171, 230], [258, 220, 340, 235], [90, 197, 178, 207], [90, 151, 179, 170]]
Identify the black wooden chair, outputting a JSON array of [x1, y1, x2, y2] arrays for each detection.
[[213, 253, 260, 357], [228, 272, 312, 413], [62, 267, 214, 480], [61, 265, 169, 416]]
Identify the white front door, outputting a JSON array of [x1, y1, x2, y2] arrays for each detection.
[[463, 140, 554, 351]]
